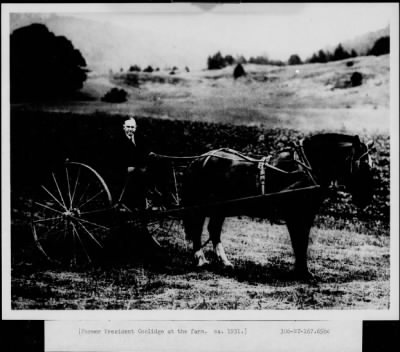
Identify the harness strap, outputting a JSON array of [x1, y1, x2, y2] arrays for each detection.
[[258, 156, 270, 195], [295, 140, 318, 186]]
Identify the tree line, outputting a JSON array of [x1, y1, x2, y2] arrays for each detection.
[[207, 36, 390, 69]]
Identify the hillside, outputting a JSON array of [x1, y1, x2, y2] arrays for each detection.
[[10, 13, 390, 74], [326, 26, 390, 56], [13, 54, 390, 134]]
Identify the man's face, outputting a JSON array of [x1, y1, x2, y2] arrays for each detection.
[[123, 119, 137, 138]]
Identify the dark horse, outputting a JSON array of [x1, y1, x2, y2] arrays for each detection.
[[182, 133, 374, 278]]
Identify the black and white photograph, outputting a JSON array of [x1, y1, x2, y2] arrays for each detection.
[[2, 3, 398, 318]]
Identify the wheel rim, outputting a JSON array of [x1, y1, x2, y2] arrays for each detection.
[[31, 162, 113, 266]]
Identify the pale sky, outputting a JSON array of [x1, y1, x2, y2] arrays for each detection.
[[70, 3, 394, 61], [4, 3, 397, 69]]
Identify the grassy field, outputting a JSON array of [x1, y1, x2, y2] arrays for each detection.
[[11, 217, 389, 310], [9, 54, 391, 310]]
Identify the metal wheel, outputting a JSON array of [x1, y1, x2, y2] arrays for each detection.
[[31, 161, 113, 266]]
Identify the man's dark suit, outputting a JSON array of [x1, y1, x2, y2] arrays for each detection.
[[117, 131, 151, 209]]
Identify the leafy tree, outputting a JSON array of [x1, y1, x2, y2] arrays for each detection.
[[129, 65, 141, 72], [288, 54, 302, 65], [224, 55, 235, 65], [368, 36, 390, 56], [350, 49, 358, 58], [307, 53, 319, 64], [248, 55, 268, 65], [10, 23, 88, 101], [235, 55, 248, 64], [207, 51, 226, 70], [317, 50, 328, 63], [101, 88, 127, 103], [332, 43, 351, 61]]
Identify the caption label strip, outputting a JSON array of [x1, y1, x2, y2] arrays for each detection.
[[46, 320, 361, 352]]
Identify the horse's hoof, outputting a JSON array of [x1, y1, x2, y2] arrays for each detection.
[[293, 268, 317, 282], [221, 260, 234, 269], [195, 259, 210, 268]]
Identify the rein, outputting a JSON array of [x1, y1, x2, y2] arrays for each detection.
[[152, 145, 320, 196]]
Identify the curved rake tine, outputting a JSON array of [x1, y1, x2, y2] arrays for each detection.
[[32, 226, 53, 262], [33, 219, 64, 242], [52, 173, 68, 211], [71, 223, 77, 266], [75, 221, 104, 249], [41, 185, 67, 211], [72, 222, 92, 263]]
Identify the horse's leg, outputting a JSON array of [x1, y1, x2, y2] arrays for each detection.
[[183, 213, 208, 267], [285, 212, 315, 280], [208, 215, 233, 267]]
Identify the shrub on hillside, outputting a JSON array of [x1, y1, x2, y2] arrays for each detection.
[[10, 23, 88, 102], [233, 63, 246, 79], [143, 66, 154, 73], [350, 72, 363, 87], [124, 73, 139, 87], [101, 88, 127, 103]]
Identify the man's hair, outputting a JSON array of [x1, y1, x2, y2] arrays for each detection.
[[124, 117, 137, 126]]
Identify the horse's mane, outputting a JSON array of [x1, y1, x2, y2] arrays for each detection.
[[303, 133, 358, 149]]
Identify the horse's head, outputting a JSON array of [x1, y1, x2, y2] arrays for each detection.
[[345, 136, 375, 208], [302, 134, 374, 208]]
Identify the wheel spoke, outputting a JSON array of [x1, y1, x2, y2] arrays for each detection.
[[71, 216, 110, 231], [70, 167, 81, 207], [41, 185, 67, 211], [66, 167, 72, 209], [52, 173, 68, 211], [72, 222, 92, 263], [79, 189, 105, 210], [79, 207, 111, 216], [32, 163, 113, 266], [75, 220, 104, 248], [34, 201, 65, 215], [76, 183, 91, 208], [33, 215, 63, 223]]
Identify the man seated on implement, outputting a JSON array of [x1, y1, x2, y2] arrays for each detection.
[[118, 116, 152, 211]]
